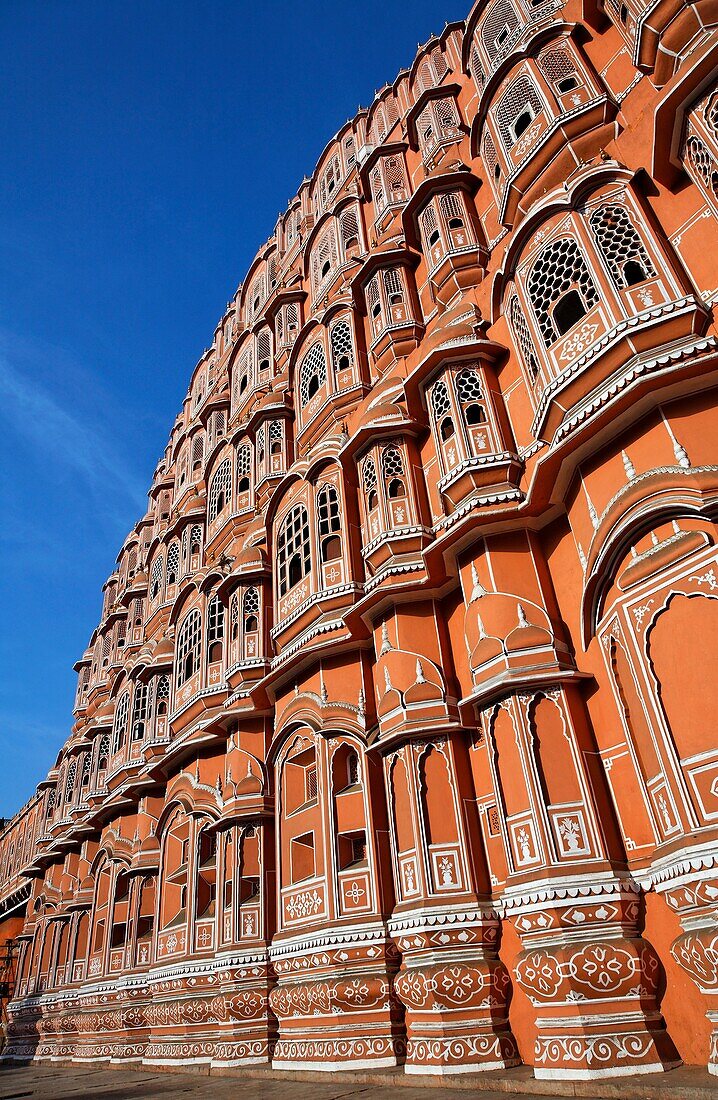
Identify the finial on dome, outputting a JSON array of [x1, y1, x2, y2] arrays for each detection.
[[470, 561, 486, 601], [380, 621, 392, 655], [517, 604, 530, 628], [384, 665, 393, 693], [415, 659, 426, 683]]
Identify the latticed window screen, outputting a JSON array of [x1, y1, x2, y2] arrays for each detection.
[[365, 274, 381, 320], [166, 542, 180, 585], [483, 131, 500, 186], [456, 368, 484, 405], [420, 202, 439, 246], [363, 456, 378, 496], [132, 681, 150, 739], [243, 586, 259, 619], [330, 318, 354, 371], [496, 76, 543, 148], [156, 675, 170, 709], [317, 484, 341, 538], [98, 733, 111, 767], [539, 46, 580, 88], [509, 294, 540, 381], [277, 504, 311, 597], [65, 759, 77, 802], [440, 192, 464, 223], [207, 595, 225, 655], [249, 273, 266, 319], [192, 434, 204, 468], [113, 692, 130, 752], [299, 343, 328, 407], [589, 204, 655, 288], [236, 444, 252, 490], [150, 556, 164, 600], [383, 268, 404, 301], [481, 0, 520, 63], [81, 753, 92, 788], [269, 420, 283, 450], [340, 208, 360, 252], [313, 226, 339, 291], [470, 43, 486, 90], [209, 459, 232, 521], [177, 609, 202, 687], [431, 379, 452, 422], [190, 524, 202, 554], [527, 237, 599, 346], [382, 444, 405, 481], [685, 133, 718, 205], [370, 165, 385, 213], [384, 156, 408, 202]]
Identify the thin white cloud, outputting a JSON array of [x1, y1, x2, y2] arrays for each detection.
[[0, 351, 147, 517]]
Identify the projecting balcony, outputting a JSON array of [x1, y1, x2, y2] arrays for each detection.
[[530, 290, 711, 443]]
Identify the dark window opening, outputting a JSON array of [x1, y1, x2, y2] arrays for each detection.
[[440, 416, 455, 441], [466, 403, 486, 425], [388, 477, 405, 499], [553, 289, 587, 335], [623, 259, 649, 286], [557, 76, 579, 93], [321, 534, 342, 562], [288, 553, 303, 588], [512, 108, 534, 140]]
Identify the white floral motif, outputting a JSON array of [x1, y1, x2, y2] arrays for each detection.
[[558, 321, 600, 361]]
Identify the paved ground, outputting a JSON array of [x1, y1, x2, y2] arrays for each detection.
[[0, 1064, 562, 1100], [0, 1064, 715, 1100]]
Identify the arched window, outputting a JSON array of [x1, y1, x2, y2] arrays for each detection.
[[243, 586, 260, 634], [330, 318, 354, 374], [189, 524, 202, 557], [509, 293, 540, 382], [230, 594, 239, 643], [155, 675, 170, 717], [481, 0, 520, 65], [208, 459, 232, 522], [176, 609, 202, 687], [206, 595, 225, 664], [97, 733, 110, 774], [589, 204, 655, 290], [236, 444, 252, 496], [113, 691, 130, 754], [191, 433, 204, 472], [277, 504, 311, 597], [496, 76, 543, 149], [150, 556, 164, 601], [526, 237, 599, 345], [317, 483, 342, 563], [299, 342, 327, 408], [431, 379, 454, 441], [363, 456, 379, 513], [382, 444, 406, 500], [65, 758, 77, 805], [256, 328, 272, 374], [340, 207, 360, 256], [539, 46, 582, 95], [166, 541, 180, 586], [456, 368, 486, 425], [269, 420, 283, 456], [132, 681, 150, 740]]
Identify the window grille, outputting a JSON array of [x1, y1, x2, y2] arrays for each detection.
[[483, 131, 500, 188], [97, 733, 111, 768], [132, 681, 150, 740], [330, 318, 354, 372], [150, 556, 164, 600], [340, 207, 360, 253], [365, 274, 381, 323], [589, 204, 655, 289], [208, 459, 232, 521], [192, 435, 204, 468], [431, 379, 452, 422], [456, 368, 484, 404], [416, 59, 435, 95], [299, 343, 327, 407], [131, 597, 143, 626], [539, 46, 580, 90], [312, 225, 339, 291], [65, 759, 77, 803], [470, 43, 487, 89], [190, 524, 202, 554], [370, 165, 385, 213], [509, 294, 540, 382], [496, 76, 543, 148], [286, 302, 299, 340], [177, 609, 202, 687], [257, 424, 266, 465], [230, 594, 239, 640], [166, 541, 180, 585], [383, 268, 404, 303], [236, 443, 252, 493], [363, 456, 378, 495], [420, 202, 439, 247], [234, 347, 253, 405], [382, 444, 405, 481], [81, 754, 92, 788], [101, 633, 111, 666], [277, 504, 311, 597], [243, 586, 259, 617], [207, 595, 225, 658], [317, 484, 342, 559], [343, 133, 355, 169], [385, 156, 408, 202], [481, 0, 520, 63], [440, 192, 464, 222], [248, 273, 266, 320], [269, 420, 283, 450], [527, 237, 599, 346], [257, 329, 272, 373], [156, 675, 170, 709], [685, 133, 718, 206], [113, 692, 130, 753]]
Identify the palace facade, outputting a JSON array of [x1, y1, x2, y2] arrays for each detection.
[[1, 0, 718, 1082]]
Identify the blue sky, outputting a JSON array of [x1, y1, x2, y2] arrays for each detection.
[[0, 0, 466, 815]]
